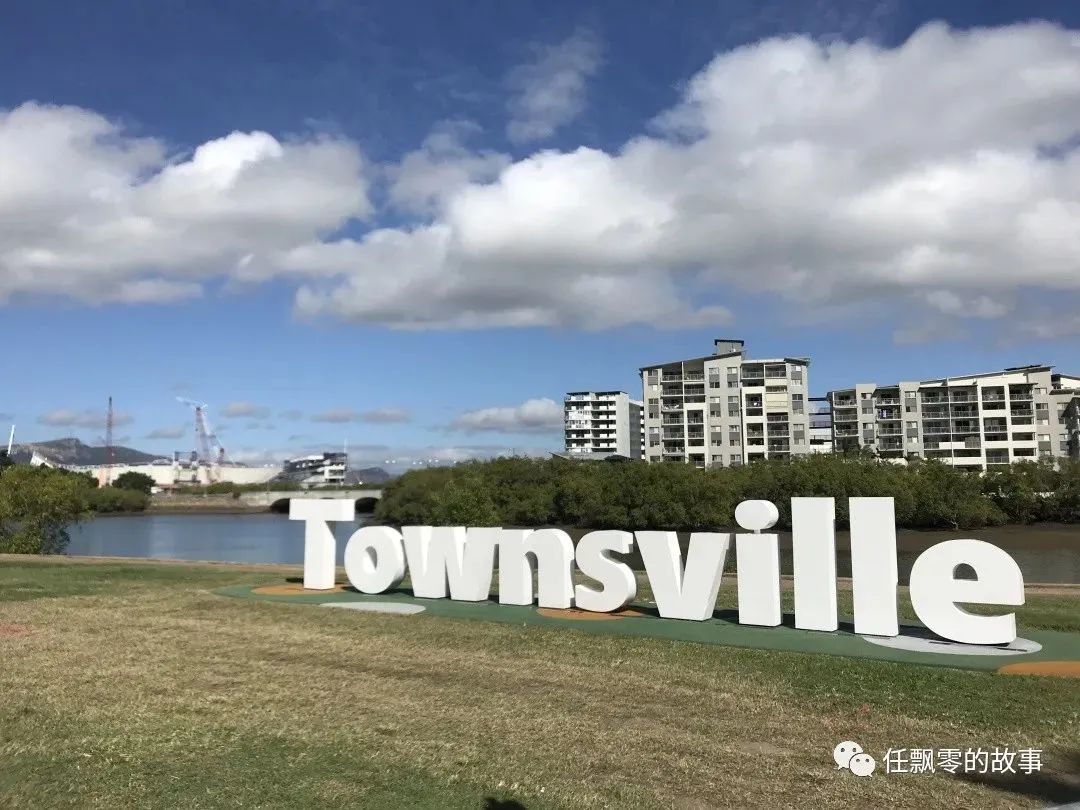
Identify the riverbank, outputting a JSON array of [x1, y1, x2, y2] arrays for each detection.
[[2, 557, 1079, 807]]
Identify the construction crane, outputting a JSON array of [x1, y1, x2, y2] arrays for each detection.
[[176, 398, 229, 483]]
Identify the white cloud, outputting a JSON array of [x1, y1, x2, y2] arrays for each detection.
[[4, 23, 1080, 339], [0, 102, 369, 303], [293, 22, 1080, 333], [310, 408, 361, 423], [449, 398, 563, 434], [305, 407, 409, 425], [387, 121, 509, 215], [221, 401, 271, 419], [145, 425, 186, 439], [506, 29, 602, 143], [38, 408, 134, 429], [361, 408, 411, 424]]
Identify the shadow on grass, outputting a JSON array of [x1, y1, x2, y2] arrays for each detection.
[[954, 750, 1080, 806], [484, 799, 526, 810]]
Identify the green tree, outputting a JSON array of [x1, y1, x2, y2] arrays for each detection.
[[0, 466, 93, 554], [113, 470, 156, 494]]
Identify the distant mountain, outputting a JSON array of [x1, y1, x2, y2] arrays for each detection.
[[349, 466, 393, 484], [8, 437, 166, 466]]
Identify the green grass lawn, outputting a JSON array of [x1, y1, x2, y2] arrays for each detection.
[[1, 555, 1078, 808]]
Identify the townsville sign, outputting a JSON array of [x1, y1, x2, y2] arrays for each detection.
[[291, 497, 1025, 646]]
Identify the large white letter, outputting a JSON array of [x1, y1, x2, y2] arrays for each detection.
[[791, 498, 838, 631], [636, 531, 730, 621], [289, 498, 355, 590], [498, 529, 574, 608], [344, 526, 406, 594], [909, 539, 1024, 644], [734, 500, 781, 627], [574, 530, 636, 613], [849, 497, 899, 636], [401, 526, 500, 601]]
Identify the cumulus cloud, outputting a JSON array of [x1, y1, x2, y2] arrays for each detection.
[[360, 408, 411, 423], [221, 401, 271, 419], [145, 425, 186, 439], [506, 29, 602, 143], [449, 398, 563, 434], [307, 407, 409, 424], [4, 23, 1080, 339], [38, 408, 134, 429], [310, 408, 362, 423], [0, 102, 369, 303], [387, 121, 509, 215], [293, 22, 1080, 333]]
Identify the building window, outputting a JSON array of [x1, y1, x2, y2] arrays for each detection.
[[730, 454, 742, 464], [730, 438, 741, 446], [730, 425, 740, 433]]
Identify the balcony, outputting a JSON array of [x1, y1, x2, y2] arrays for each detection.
[[684, 372, 705, 381], [875, 397, 901, 405]]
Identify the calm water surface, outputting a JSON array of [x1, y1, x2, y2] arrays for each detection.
[[67, 513, 1080, 584]]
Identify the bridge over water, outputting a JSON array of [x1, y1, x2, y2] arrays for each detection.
[[238, 488, 383, 512]]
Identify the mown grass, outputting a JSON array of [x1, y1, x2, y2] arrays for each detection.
[[1, 556, 1078, 808]]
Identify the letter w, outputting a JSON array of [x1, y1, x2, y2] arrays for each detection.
[[401, 526, 499, 601]]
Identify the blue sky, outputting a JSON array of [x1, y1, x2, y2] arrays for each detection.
[[2, 1, 1079, 468]]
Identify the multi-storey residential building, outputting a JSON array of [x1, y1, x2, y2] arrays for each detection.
[[563, 391, 644, 459], [828, 365, 1080, 471], [808, 396, 834, 454], [639, 339, 812, 468]]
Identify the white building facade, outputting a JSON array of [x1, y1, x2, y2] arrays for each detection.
[[828, 365, 1080, 471], [640, 339, 813, 468], [564, 391, 644, 459]]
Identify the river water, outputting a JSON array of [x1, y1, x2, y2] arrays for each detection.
[[66, 513, 1080, 585]]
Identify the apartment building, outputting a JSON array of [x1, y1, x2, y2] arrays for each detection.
[[639, 339, 813, 468], [828, 365, 1080, 471], [563, 391, 644, 459]]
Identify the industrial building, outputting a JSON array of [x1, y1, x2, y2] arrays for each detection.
[[827, 365, 1080, 471], [277, 452, 348, 486], [639, 339, 813, 468], [563, 391, 644, 460]]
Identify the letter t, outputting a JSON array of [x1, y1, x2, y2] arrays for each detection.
[[289, 498, 356, 589]]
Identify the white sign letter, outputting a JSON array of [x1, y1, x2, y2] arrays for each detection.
[[849, 497, 899, 636], [791, 497, 838, 631], [498, 529, 574, 608], [344, 526, 406, 594], [909, 539, 1024, 644], [734, 500, 781, 627], [636, 531, 730, 621], [290, 498, 355, 590], [401, 526, 500, 601], [574, 530, 636, 613]]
